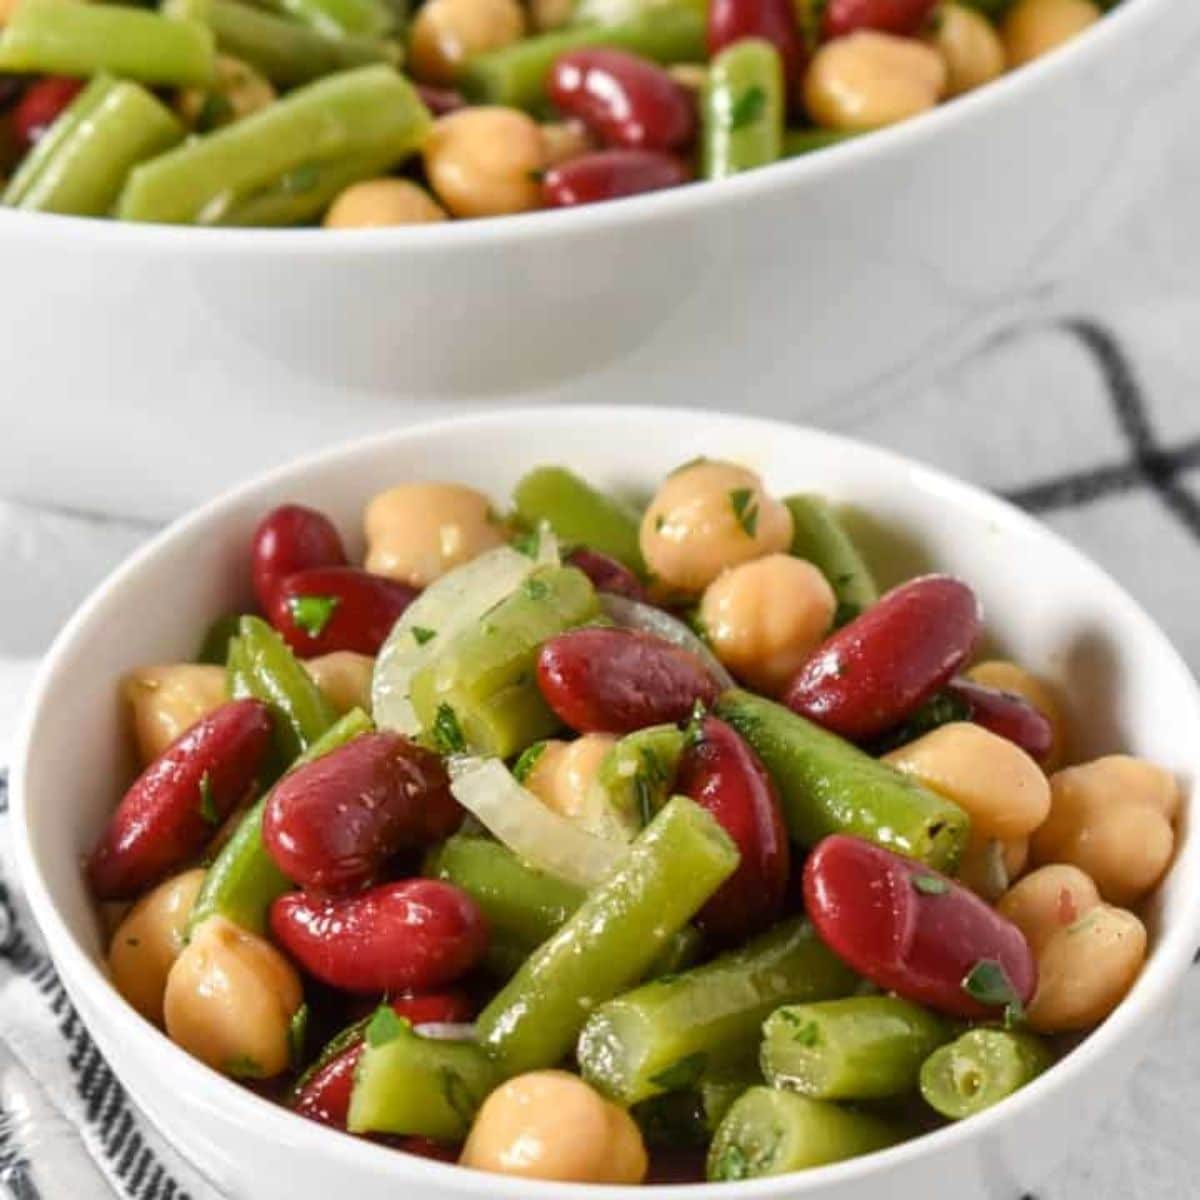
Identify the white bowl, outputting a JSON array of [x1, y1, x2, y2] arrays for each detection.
[[12, 406, 1200, 1200], [5, 0, 1200, 520]]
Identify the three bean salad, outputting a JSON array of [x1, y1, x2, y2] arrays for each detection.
[[90, 459, 1178, 1185], [0, 0, 1110, 224]]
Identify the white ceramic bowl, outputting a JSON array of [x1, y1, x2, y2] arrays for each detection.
[[5, 0, 1200, 520], [12, 407, 1200, 1200]]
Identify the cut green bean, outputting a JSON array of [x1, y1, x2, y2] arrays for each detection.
[[578, 919, 857, 1106], [783, 128, 861, 158], [118, 65, 429, 226], [0, 0, 215, 86], [714, 690, 969, 870], [476, 796, 738, 1078], [594, 723, 685, 831], [709, 1088, 902, 1180], [784, 494, 878, 625], [761, 997, 951, 1101], [919, 1028, 1052, 1120], [260, 0, 398, 41], [459, 5, 705, 110], [702, 39, 784, 181]]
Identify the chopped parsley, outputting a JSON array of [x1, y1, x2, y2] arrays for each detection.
[[411, 626, 437, 646], [962, 959, 1025, 1027], [198, 772, 219, 825], [649, 1051, 707, 1092], [288, 1003, 309, 1069], [713, 1145, 751, 1182], [728, 488, 760, 538], [433, 703, 467, 755], [512, 740, 548, 783], [778, 1010, 820, 1046], [365, 1004, 407, 1048], [522, 575, 550, 601], [288, 593, 339, 638], [913, 874, 949, 897], [511, 529, 539, 557], [632, 746, 671, 827], [226, 1054, 265, 1078], [729, 85, 767, 131], [281, 162, 320, 195]]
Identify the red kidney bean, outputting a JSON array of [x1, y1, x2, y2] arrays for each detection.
[[945, 677, 1054, 763], [263, 731, 461, 895], [542, 149, 690, 208], [415, 83, 466, 115], [677, 716, 790, 942], [804, 835, 1036, 1018], [252, 504, 348, 611], [537, 627, 720, 734], [268, 566, 417, 658], [89, 700, 273, 899], [398, 1138, 460, 1162], [270, 879, 487, 994], [822, 0, 940, 38], [548, 49, 696, 151], [708, 0, 805, 93], [784, 575, 982, 741], [566, 546, 648, 603], [11, 76, 83, 150]]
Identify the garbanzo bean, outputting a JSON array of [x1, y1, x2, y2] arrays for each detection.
[[540, 120, 593, 167], [804, 31, 947, 132], [699, 554, 835, 695], [304, 651, 375, 714], [639, 460, 793, 594], [929, 3, 1006, 97], [410, 0, 525, 86], [956, 833, 1028, 901], [123, 664, 227, 766], [461, 1070, 648, 1183], [1003, 0, 1100, 67], [323, 179, 447, 229], [108, 869, 206, 1025], [1031, 756, 1179, 906], [177, 55, 275, 131], [998, 864, 1146, 1032], [164, 915, 303, 1078], [423, 107, 545, 219], [525, 734, 618, 827], [364, 482, 506, 586], [531, 0, 572, 30], [883, 722, 1051, 841], [966, 659, 1068, 770]]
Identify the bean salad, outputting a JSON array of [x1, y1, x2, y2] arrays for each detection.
[[90, 459, 1178, 1185], [0, 0, 1110, 224]]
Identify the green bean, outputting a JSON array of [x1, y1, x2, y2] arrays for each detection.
[[783, 128, 861, 158], [578, 918, 857, 1106], [919, 1028, 1052, 1120], [512, 466, 645, 576], [0, 0, 216, 86], [761, 997, 951, 1101], [571, 0, 705, 26], [784, 494, 878, 625], [594, 723, 685, 831], [714, 690, 969, 870], [260, 0, 398, 41], [708, 1088, 902, 1180], [634, 1061, 761, 1148], [459, 5, 706, 110], [701, 39, 784, 181], [700, 1064, 761, 1130], [410, 565, 598, 758], [188, 708, 373, 936], [476, 796, 738, 1078], [117, 65, 428, 226]]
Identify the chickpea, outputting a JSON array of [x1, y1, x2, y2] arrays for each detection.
[[409, 0, 525, 86], [108, 869, 206, 1025], [1031, 756, 1179, 907], [323, 179, 447, 229], [883, 722, 1051, 841], [164, 916, 303, 1078], [804, 32, 947, 132], [640, 460, 793, 594], [929, 3, 1006, 97], [956, 833, 1029, 902], [966, 659, 1069, 770], [1003, 0, 1100, 67], [424, 108, 546, 219], [461, 1070, 647, 1183], [699, 554, 835, 695], [531, 0, 572, 30], [524, 735, 618, 831], [540, 120, 594, 168], [124, 664, 227, 766], [304, 651, 374, 715], [998, 864, 1147, 1032], [364, 482, 506, 586], [0, 0, 17, 23], [177, 55, 275, 130]]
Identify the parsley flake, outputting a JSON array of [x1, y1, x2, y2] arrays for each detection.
[[226, 1054, 265, 1078], [512, 740, 548, 783], [522, 575, 550, 601], [412, 626, 437, 646], [288, 593, 339, 638], [198, 772, 219, 825], [913, 874, 949, 897], [282, 162, 320, 195], [962, 959, 1025, 1027], [729, 85, 767, 131], [433, 703, 467, 755], [365, 1005, 407, 1047], [778, 1010, 820, 1046], [511, 530, 539, 557], [649, 1051, 707, 1092], [728, 488, 760, 537], [714, 1145, 751, 1182]]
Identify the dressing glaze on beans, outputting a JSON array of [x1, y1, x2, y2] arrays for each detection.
[[89, 456, 1180, 1187]]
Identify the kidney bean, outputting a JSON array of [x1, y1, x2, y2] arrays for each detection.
[[566, 546, 648, 603], [708, 0, 805, 93], [271, 879, 487, 994], [804, 834, 1036, 1019], [263, 731, 461, 895], [944, 678, 1054, 764], [89, 700, 273, 900], [537, 627, 720, 734], [549, 49, 696, 151], [541, 149, 690, 208], [252, 504, 348, 611], [677, 716, 790, 941], [415, 83, 466, 115], [822, 0, 940, 39], [784, 575, 982, 742], [11, 76, 83, 150], [399, 1138, 460, 1162], [268, 566, 417, 658]]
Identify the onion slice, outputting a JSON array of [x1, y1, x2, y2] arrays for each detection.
[[600, 594, 735, 690]]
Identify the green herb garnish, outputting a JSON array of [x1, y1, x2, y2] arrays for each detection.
[[649, 1051, 707, 1092], [512, 740, 548, 783], [729, 85, 767, 131], [963, 959, 1025, 1027], [511, 529, 539, 557], [411, 626, 437, 646], [522, 576, 550, 601], [433, 703, 467, 755], [728, 488, 759, 537], [713, 1145, 751, 1182], [226, 1054, 265, 1078], [365, 1005, 407, 1048], [288, 594, 339, 638], [195, 91, 234, 133], [198, 772, 219, 825], [913, 875, 949, 896], [281, 162, 320, 195]]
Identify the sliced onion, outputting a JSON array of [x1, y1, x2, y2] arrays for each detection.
[[600, 594, 735, 691], [414, 1023, 477, 1042], [449, 756, 626, 889]]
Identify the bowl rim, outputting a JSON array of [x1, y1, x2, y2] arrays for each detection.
[[12, 404, 1200, 1199], [0, 0, 1175, 254]]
